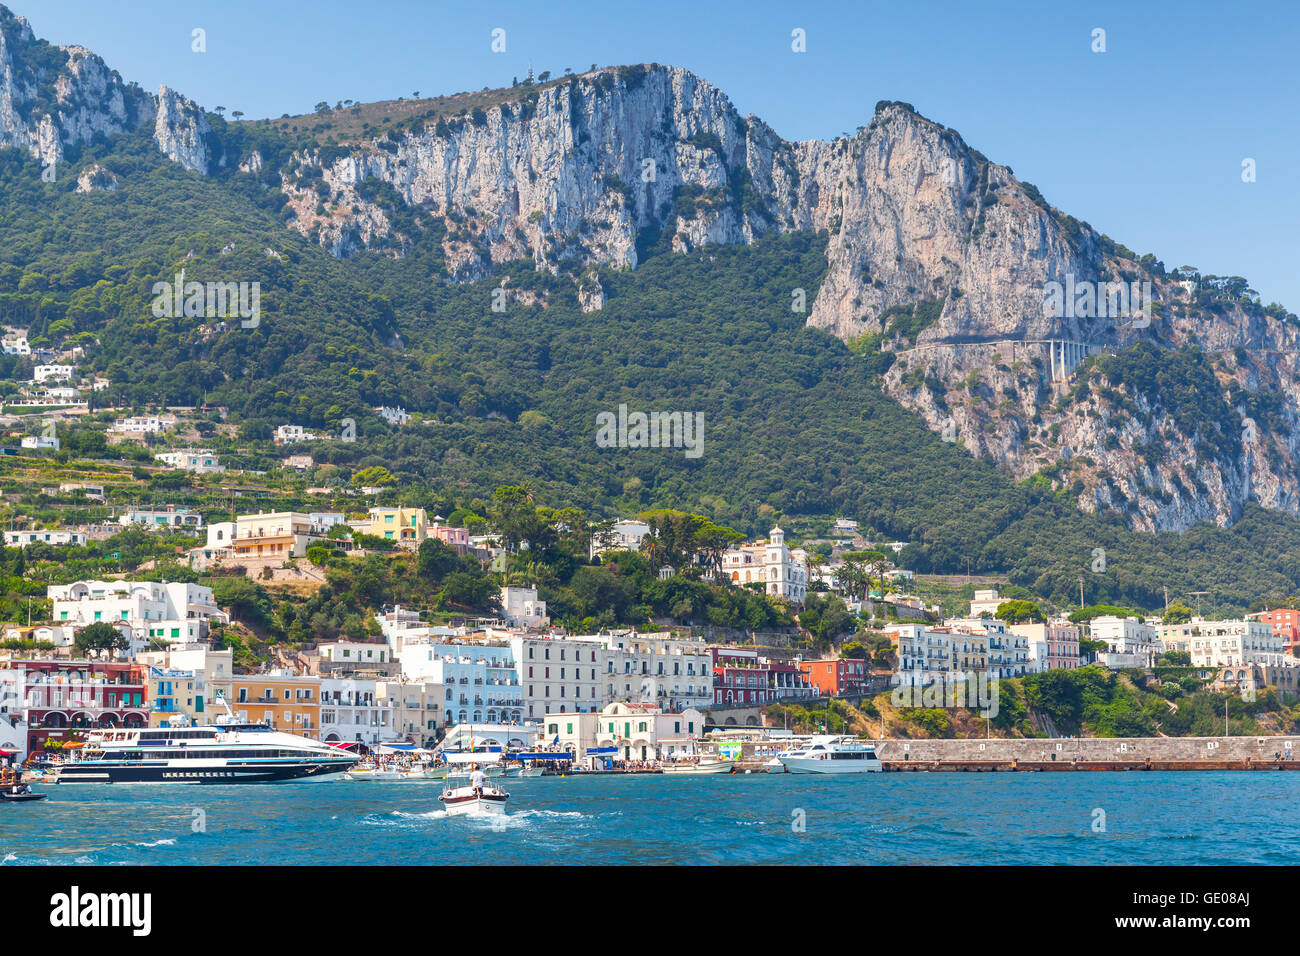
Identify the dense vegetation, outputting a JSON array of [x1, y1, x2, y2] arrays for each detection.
[[873, 666, 1297, 739], [7, 126, 1300, 615]]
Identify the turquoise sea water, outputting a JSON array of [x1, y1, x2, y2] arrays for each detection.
[[2, 772, 1298, 865]]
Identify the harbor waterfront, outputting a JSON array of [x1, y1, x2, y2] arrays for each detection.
[[4, 772, 1300, 866]]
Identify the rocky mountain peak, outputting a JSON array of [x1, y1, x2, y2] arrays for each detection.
[[0, 7, 1297, 535], [0, 4, 207, 172]]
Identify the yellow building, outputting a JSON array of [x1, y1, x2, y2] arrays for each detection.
[[229, 673, 322, 739], [365, 507, 427, 547], [148, 668, 199, 727], [231, 511, 321, 562]]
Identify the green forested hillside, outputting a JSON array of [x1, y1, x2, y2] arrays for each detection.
[[4, 135, 1300, 612]]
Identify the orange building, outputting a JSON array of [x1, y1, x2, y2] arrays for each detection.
[[228, 674, 322, 740], [798, 658, 870, 697]]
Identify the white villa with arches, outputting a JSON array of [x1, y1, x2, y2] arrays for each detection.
[[720, 526, 808, 603]]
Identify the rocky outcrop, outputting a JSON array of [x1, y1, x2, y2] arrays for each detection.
[[152, 85, 209, 173], [278, 66, 777, 273], [74, 161, 115, 192], [0, 6, 207, 173]]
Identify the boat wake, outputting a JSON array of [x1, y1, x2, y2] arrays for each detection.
[[112, 837, 178, 849], [359, 809, 449, 827], [512, 806, 585, 822]]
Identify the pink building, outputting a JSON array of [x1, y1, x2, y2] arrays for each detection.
[[429, 524, 471, 554], [1009, 619, 1081, 671]]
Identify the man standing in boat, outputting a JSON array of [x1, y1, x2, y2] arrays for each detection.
[[470, 766, 485, 794]]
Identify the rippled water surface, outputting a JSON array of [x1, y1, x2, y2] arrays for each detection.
[[2, 772, 1296, 865]]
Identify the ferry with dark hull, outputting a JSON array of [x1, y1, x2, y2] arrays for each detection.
[[55, 715, 355, 784]]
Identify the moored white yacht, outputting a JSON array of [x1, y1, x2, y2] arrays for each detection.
[[55, 712, 355, 784], [777, 735, 883, 774]]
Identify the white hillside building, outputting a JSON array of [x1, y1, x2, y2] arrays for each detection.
[[720, 526, 808, 602], [47, 579, 228, 652], [501, 586, 549, 628], [1090, 616, 1162, 669], [590, 519, 651, 558]]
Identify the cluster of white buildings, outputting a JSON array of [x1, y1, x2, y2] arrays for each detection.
[[1157, 616, 1298, 697], [45, 579, 229, 655], [379, 602, 715, 724], [888, 589, 1080, 689]]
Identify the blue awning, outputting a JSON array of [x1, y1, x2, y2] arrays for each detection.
[[584, 747, 618, 756]]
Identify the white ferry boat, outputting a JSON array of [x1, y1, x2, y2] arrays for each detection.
[[55, 715, 356, 784], [777, 735, 883, 774]]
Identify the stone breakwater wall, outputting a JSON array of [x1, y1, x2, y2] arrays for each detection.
[[875, 736, 1297, 763]]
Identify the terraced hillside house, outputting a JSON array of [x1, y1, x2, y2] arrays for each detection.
[[364, 506, 428, 547]]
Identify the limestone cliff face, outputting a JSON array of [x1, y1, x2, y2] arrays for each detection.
[[279, 66, 781, 272], [0, 6, 207, 172], [152, 85, 209, 173], [271, 69, 1300, 532], [2, 0, 1297, 532]]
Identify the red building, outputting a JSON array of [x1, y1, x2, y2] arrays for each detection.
[[14, 660, 148, 753], [711, 648, 815, 705], [799, 658, 870, 697], [1250, 609, 1300, 655]]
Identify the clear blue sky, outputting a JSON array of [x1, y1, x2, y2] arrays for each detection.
[[18, 0, 1300, 310]]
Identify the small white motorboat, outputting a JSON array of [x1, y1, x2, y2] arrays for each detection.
[[439, 781, 510, 816], [437, 728, 513, 815], [662, 758, 733, 775], [764, 756, 786, 773], [344, 764, 425, 781], [518, 767, 545, 778]]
